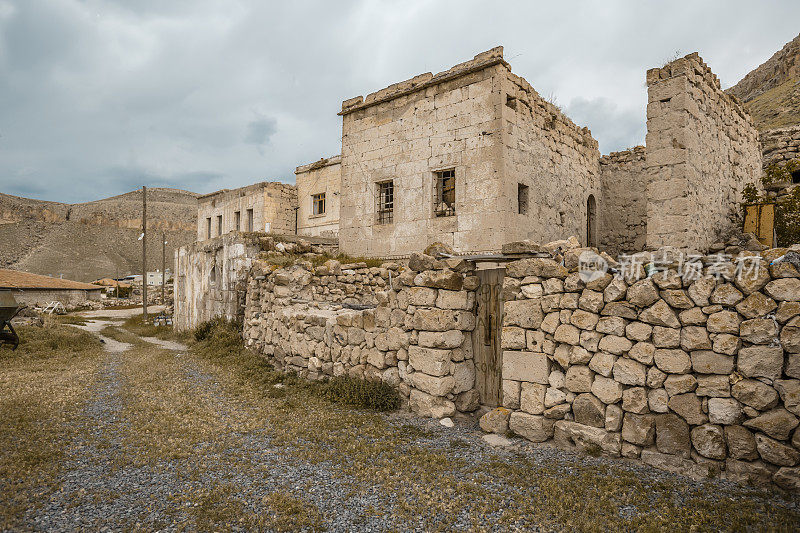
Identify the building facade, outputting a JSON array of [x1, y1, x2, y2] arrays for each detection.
[[196, 182, 297, 241], [337, 47, 601, 257], [295, 155, 341, 238]]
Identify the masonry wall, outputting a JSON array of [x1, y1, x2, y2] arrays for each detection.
[[645, 53, 762, 252], [501, 72, 601, 246], [174, 234, 259, 331], [8, 288, 102, 308], [243, 255, 482, 417], [761, 125, 800, 170], [600, 147, 647, 255], [496, 245, 800, 490], [196, 182, 298, 241], [296, 156, 341, 238]]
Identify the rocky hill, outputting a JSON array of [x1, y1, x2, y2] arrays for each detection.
[[0, 188, 198, 282], [727, 33, 800, 131]]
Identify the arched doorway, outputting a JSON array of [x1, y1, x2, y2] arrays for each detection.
[[587, 195, 597, 247]]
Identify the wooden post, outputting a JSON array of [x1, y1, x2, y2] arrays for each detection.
[[161, 232, 166, 308], [142, 186, 147, 321]]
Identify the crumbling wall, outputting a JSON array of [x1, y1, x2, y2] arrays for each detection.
[[243, 255, 481, 417], [600, 147, 647, 255], [296, 156, 341, 238], [501, 72, 601, 246], [645, 53, 761, 251], [173, 234, 259, 331], [762, 125, 800, 170], [494, 243, 800, 490]]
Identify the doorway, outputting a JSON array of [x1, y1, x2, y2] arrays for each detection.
[[587, 194, 597, 247]]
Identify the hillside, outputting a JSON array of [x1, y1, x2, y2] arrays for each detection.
[[0, 188, 198, 282], [727, 33, 800, 131]]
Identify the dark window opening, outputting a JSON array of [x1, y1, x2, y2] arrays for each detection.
[[434, 169, 456, 217], [506, 94, 517, 111], [234, 211, 241, 231], [377, 180, 394, 225], [792, 169, 800, 184], [313, 193, 326, 215], [217, 215, 223, 236], [206, 217, 212, 239], [518, 183, 529, 215], [587, 195, 597, 248], [246, 209, 254, 232]]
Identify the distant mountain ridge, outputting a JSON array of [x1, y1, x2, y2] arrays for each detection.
[[727, 33, 800, 131], [0, 188, 199, 282]]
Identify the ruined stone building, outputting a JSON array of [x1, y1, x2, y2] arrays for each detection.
[[196, 182, 297, 241], [295, 155, 341, 238]]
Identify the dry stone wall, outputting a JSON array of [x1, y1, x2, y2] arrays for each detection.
[[645, 53, 762, 252], [600, 147, 647, 255], [243, 255, 481, 417], [494, 243, 800, 491], [762, 125, 800, 171]]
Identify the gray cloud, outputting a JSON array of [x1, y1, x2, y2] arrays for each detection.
[[0, 0, 798, 203]]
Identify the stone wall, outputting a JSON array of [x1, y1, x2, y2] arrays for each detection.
[[762, 125, 800, 171], [494, 243, 800, 490], [296, 156, 341, 238], [8, 288, 102, 308], [501, 71, 601, 246], [174, 233, 260, 331], [197, 182, 298, 241], [243, 255, 481, 417], [600, 147, 647, 255], [645, 53, 762, 252]]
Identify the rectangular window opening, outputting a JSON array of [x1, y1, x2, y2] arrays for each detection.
[[234, 211, 241, 231], [518, 183, 529, 215], [434, 169, 456, 217], [206, 217, 212, 239], [216, 215, 223, 237], [376, 180, 394, 225], [246, 209, 254, 232], [312, 193, 326, 215]]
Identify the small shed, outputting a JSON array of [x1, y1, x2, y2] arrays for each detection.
[[0, 269, 103, 308]]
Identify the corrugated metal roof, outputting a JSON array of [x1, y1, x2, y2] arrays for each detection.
[[0, 269, 102, 291]]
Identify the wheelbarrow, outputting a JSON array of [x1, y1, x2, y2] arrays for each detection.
[[0, 291, 23, 350]]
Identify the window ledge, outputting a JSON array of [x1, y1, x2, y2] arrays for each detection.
[[308, 213, 326, 219]]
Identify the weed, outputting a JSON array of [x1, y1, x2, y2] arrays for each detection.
[[262, 492, 325, 532], [317, 375, 400, 411]]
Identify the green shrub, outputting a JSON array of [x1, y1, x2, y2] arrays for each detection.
[[318, 375, 400, 411]]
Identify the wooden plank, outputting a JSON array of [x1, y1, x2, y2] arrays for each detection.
[[472, 268, 504, 407]]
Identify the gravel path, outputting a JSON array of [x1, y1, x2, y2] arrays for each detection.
[[13, 325, 800, 531]]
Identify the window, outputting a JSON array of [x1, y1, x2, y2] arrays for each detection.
[[312, 193, 326, 215], [518, 183, 529, 215], [217, 215, 223, 236], [792, 169, 800, 184], [377, 180, 394, 224], [434, 169, 456, 217], [206, 217, 212, 239], [587, 195, 597, 248], [234, 211, 241, 231], [246, 209, 254, 232]]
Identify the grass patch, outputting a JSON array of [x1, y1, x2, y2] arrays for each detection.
[[121, 314, 190, 342], [319, 375, 400, 411], [0, 323, 103, 529], [262, 492, 325, 532]]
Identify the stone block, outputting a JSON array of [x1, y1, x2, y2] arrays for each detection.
[[509, 412, 555, 442], [502, 351, 549, 384]]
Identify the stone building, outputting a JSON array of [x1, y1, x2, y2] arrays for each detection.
[[0, 268, 103, 307], [295, 155, 341, 238], [337, 47, 601, 258], [196, 182, 297, 241], [600, 53, 762, 255]]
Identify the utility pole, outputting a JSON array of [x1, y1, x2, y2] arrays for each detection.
[[161, 232, 166, 308], [142, 186, 148, 321]]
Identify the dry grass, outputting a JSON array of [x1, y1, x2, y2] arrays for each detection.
[[121, 314, 191, 342], [0, 323, 103, 529]]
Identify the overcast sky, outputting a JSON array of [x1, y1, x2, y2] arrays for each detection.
[[1, 0, 798, 203]]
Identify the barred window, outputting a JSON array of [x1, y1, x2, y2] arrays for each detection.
[[434, 169, 456, 217], [312, 193, 326, 215], [377, 180, 394, 224]]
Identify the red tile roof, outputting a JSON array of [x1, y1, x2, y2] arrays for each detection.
[[0, 269, 102, 291]]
